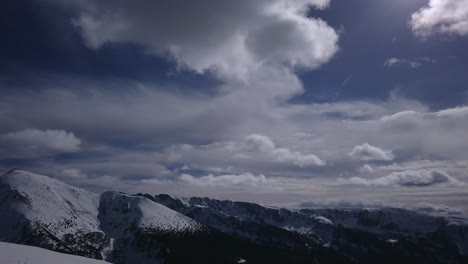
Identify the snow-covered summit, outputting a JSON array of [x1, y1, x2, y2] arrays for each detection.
[[0, 169, 206, 263], [0, 169, 101, 240], [99, 191, 203, 235]]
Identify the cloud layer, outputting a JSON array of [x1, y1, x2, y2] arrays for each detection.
[[340, 169, 464, 187], [180, 172, 270, 188], [0, 129, 80, 158]]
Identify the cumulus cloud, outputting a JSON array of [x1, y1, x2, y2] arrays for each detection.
[[339, 169, 464, 187], [359, 164, 375, 174], [163, 134, 325, 177], [411, 0, 468, 37], [384, 57, 436, 68], [349, 143, 395, 162], [180, 172, 270, 187], [65, 0, 338, 82], [245, 134, 277, 152], [244, 134, 326, 166], [0, 129, 80, 158]]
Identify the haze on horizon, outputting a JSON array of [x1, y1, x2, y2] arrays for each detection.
[[1, 0, 468, 216]]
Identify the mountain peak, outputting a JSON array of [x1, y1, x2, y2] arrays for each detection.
[[2, 168, 23, 176], [0, 169, 101, 241]]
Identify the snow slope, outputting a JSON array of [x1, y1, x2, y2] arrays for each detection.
[[0, 242, 111, 264], [99, 191, 203, 236], [0, 169, 101, 240], [0, 169, 206, 263], [2, 169, 467, 263]]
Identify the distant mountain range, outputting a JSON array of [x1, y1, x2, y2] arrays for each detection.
[[1, 169, 467, 264]]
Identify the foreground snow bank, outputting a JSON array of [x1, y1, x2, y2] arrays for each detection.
[[0, 242, 111, 264]]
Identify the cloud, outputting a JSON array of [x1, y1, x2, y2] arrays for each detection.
[[435, 106, 468, 118], [384, 57, 436, 69], [180, 172, 270, 187], [59, 152, 172, 181], [359, 164, 375, 174], [293, 199, 466, 221], [0, 129, 80, 158], [244, 134, 326, 166], [339, 169, 465, 187], [414, 202, 464, 216], [375, 106, 468, 159], [65, 0, 338, 83], [297, 199, 402, 209], [165, 133, 325, 174], [410, 0, 468, 37], [245, 134, 276, 152], [349, 143, 394, 161], [61, 168, 88, 179]]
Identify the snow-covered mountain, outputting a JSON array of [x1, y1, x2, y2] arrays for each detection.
[[0, 241, 111, 264], [150, 194, 468, 263], [150, 194, 448, 238], [1, 169, 468, 264], [0, 169, 107, 259], [0, 169, 207, 264]]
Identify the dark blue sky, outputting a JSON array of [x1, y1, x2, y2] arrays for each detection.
[[301, 0, 468, 109]]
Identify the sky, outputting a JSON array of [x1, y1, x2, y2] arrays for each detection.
[[1, 0, 468, 216]]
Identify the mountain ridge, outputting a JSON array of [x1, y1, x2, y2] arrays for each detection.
[[1, 169, 468, 264]]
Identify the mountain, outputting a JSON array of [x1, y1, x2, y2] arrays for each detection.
[[149, 194, 468, 264], [0, 169, 106, 259], [0, 169, 346, 264], [0, 241, 111, 264], [1, 169, 468, 264]]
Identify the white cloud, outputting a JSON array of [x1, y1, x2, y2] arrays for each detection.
[[0, 129, 80, 158], [67, 0, 338, 83], [163, 134, 325, 177], [180, 172, 270, 187], [359, 164, 375, 174], [245, 134, 276, 152], [384, 57, 436, 69], [61, 168, 88, 179], [375, 106, 468, 159], [340, 169, 465, 187], [434, 106, 468, 118], [384, 58, 420, 68], [410, 0, 468, 37], [244, 134, 326, 166], [349, 143, 394, 162]]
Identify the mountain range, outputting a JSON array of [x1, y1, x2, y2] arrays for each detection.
[[1, 169, 467, 264]]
